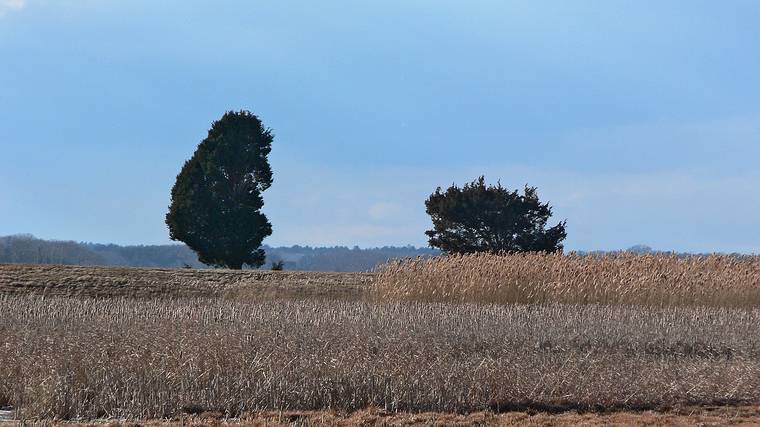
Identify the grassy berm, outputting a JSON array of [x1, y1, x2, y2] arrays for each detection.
[[0, 255, 759, 426], [0, 263, 371, 300]]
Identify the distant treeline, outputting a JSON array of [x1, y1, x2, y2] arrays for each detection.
[[0, 234, 439, 272]]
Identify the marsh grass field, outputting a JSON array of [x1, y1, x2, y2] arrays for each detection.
[[1, 254, 759, 425]]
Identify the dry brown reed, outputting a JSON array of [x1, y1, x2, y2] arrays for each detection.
[[373, 252, 760, 307], [2, 296, 759, 420]]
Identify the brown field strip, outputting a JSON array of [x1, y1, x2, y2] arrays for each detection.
[[0, 263, 372, 300], [10, 406, 760, 426]]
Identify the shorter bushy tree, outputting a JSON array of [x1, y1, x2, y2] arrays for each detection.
[[425, 177, 566, 254]]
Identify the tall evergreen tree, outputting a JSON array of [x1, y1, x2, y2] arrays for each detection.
[[166, 110, 273, 269], [425, 177, 566, 254]]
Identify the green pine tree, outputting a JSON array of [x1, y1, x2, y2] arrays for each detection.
[[425, 177, 567, 254], [166, 110, 273, 269]]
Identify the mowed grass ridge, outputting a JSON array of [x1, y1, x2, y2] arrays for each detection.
[[0, 263, 371, 300]]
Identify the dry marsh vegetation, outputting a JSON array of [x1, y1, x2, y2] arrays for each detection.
[[2, 296, 759, 420], [1, 255, 759, 422], [374, 252, 760, 307]]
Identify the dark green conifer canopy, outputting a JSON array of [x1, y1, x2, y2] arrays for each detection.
[[166, 110, 273, 269], [425, 177, 567, 254]]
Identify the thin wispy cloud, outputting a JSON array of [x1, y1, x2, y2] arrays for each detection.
[[0, 0, 25, 16]]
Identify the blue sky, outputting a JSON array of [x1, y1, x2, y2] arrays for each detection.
[[1, 1, 759, 252]]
